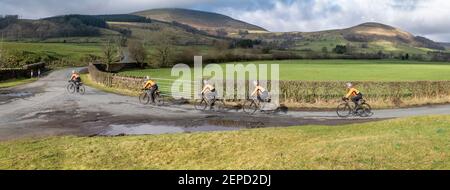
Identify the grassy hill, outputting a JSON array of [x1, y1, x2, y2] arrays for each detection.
[[133, 8, 268, 36], [246, 22, 445, 56], [1, 10, 448, 64]]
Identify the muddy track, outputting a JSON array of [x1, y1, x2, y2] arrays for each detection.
[[0, 68, 449, 141]]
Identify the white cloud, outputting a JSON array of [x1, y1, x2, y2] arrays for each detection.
[[0, 0, 449, 41], [218, 0, 450, 41], [0, 0, 210, 18]]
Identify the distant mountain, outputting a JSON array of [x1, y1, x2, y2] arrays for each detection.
[[440, 42, 450, 50], [342, 22, 445, 50], [133, 8, 268, 36]]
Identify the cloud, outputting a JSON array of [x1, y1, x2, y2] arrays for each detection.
[[217, 0, 450, 41], [0, 0, 449, 41], [0, 0, 209, 18]]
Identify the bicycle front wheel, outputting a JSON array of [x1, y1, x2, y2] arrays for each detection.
[[359, 103, 373, 117], [153, 93, 164, 106], [66, 83, 76, 94], [211, 100, 226, 112], [336, 103, 352, 118], [243, 100, 258, 114], [139, 93, 150, 105]]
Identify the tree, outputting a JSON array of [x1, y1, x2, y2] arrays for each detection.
[[102, 40, 119, 71], [128, 40, 147, 68], [0, 34, 5, 67], [321, 47, 328, 53], [152, 33, 173, 67], [333, 45, 347, 54]]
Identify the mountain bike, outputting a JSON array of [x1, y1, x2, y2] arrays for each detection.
[[336, 98, 373, 118], [243, 96, 268, 114], [194, 93, 226, 112], [66, 81, 85, 95], [139, 88, 164, 106]]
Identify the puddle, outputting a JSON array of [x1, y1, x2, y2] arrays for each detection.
[[99, 123, 242, 136], [0, 92, 33, 97]]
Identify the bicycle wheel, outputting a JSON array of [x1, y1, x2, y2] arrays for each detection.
[[139, 92, 150, 105], [153, 93, 164, 106], [211, 99, 226, 112], [194, 99, 208, 110], [336, 103, 352, 118], [78, 85, 86, 95], [243, 100, 259, 114], [66, 83, 76, 94], [358, 103, 373, 117]]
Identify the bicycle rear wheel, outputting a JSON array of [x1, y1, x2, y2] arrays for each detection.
[[139, 92, 150, 105], [78, 85, 86, 95], [194, 99, 208, 110], [243, 100, 259, 114], [336, 103, 352, 118]]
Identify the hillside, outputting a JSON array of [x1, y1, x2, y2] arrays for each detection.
[[133, 8, 268, 36], [245, 22, 445, 55], [343, 23, 445, 50]]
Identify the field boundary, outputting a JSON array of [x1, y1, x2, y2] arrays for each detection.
[[88, 64, 450, 108]]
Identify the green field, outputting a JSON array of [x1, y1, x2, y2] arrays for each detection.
[[0, 78, 37, 88], [2, 42, 103, 63], [0, 115, 448, 170], [119, 59, 450, 81]]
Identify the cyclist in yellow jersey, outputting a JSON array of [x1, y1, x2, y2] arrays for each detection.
[[251, 81, 269, 102], [69, 70, 82, 91], [143, 76, 158, 103], [201, 80, 216, 100], [344, 82, 363, 109]]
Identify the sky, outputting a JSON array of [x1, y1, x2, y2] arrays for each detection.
[[0, 0, 449, 42]]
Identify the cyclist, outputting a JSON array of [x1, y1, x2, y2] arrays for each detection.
[[343, 82, 363, 110], [143, 76, 158, 103], [201, 80, 216, 99], [200, 80, 217, 109], [251, 81, 270, 102], [69, 70, 81, 91]]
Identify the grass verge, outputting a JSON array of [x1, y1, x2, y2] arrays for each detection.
[[0, 115, 448, 170], [0, 78, 37, 88]]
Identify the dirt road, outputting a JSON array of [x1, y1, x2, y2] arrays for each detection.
[[0, 68, 449, 141]]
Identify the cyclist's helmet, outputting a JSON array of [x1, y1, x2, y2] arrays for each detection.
[[346, 82, 353, 88], [203, 80, 209, 85], [146, 76, 150, 80], [253, 80, 259, 86], [72, 70, 76, 74]]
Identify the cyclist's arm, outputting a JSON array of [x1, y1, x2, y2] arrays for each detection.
[[345, 89, 353, 98], [201, 86, 208, 94], [143, 82, 150, 89], [251, 88, 258, 97]]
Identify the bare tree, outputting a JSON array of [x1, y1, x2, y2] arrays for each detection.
[[102, 39, 119, 72], [127, 40, 147, 68], [153, 33, 173, 67]]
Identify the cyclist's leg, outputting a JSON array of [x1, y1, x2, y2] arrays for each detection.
[[150, 86, 156, 103], [75, 78, 81, 91], [352, 94, 362, 110]]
